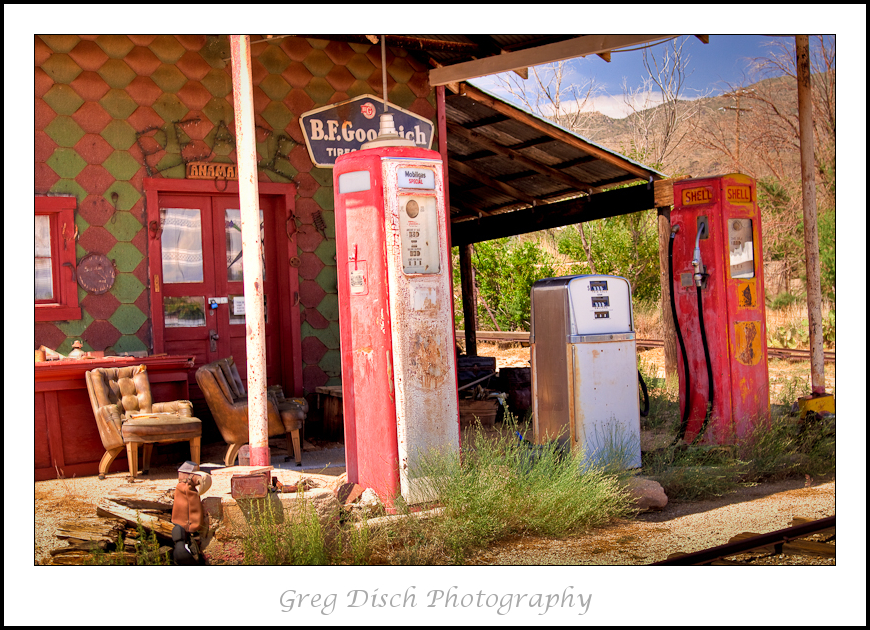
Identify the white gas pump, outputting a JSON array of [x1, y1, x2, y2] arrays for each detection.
[[530, 275, 641, 470]]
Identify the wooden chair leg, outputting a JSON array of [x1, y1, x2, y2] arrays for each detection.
[[141, 443, 153, 475], [190, 437, 201, 469], [126, 442, 138, 480], [291, 429, 302, 467], [224, 442, 243, 467], [98, 447, 124, 480]]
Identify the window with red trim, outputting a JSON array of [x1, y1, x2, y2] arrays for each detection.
[[35, 196, 81, 321]]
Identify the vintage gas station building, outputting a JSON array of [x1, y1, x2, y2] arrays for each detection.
[[34, 35, 670, 479]]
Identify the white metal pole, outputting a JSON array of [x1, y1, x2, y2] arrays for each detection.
[[230, 35, 270, 466]]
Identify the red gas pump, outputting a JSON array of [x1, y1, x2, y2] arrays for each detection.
[[670, 174, 770, 444], [333, 131, 459, 509]]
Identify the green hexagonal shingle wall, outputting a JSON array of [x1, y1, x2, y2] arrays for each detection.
[[35, 35, 437, 395]]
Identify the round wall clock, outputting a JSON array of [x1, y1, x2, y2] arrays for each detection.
[[76, 253, 116, 294]]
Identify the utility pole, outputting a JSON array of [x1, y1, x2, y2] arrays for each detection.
[[794, 35, 834, 417], [719, 88, 754, 170]]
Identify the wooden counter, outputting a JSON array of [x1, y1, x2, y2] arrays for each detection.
[[315, 385, 343, 441], [35, 355, 194, 481]]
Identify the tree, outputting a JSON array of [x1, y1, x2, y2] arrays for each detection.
[[616, 36, 709, 379], [619, 36, 709, 168], [690, 36, 836, 300], [556, 210, 660, 303], [468, 238, 558, 332], [496, 59, 602, 140]]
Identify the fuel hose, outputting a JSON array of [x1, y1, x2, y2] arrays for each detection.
[[691, 284, 715, 444], [669, 227, 692, 444], [638, 370, 649, 418]]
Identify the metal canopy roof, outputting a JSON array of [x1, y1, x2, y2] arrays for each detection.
[[445, 82, 667, 224]]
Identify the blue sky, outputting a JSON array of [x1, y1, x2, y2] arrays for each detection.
[[470, 35, 834, 118]]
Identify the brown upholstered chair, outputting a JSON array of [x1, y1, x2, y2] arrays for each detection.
[[85, 365, 201, 480], [195, 357, 308, 467]]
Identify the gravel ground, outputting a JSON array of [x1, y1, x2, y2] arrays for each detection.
[[33, 439, 347, 565], [466, 478, 835, 565], [36, 345, 836, 566]]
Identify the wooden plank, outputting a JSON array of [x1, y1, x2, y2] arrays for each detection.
[[448, 160, 539, 206], [782, 540, 836, 558], [50, 539, 111, 555], [43, 390, 66, 472], [96, 498, 177, 540], [107, 484, 175, 511], [653, 178, 674, 208], [455, 330, 529, 342], [430, 36, 675, 86], [451, 181, 658, 247], [448, 122, 604, 193], [55, 517, 126, 544], [460, 83, 658, 180]]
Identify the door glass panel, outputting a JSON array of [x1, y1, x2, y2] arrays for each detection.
[[35, 215, 54, 300], [164, 296, 206, 327], [728, 219, 755, 279], [161, 208, 204, 283], [225, 209, 265, 282], [229, 294, 267, 325]]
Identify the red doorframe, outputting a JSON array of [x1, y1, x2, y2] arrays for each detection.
[[144, 177, 303, 397]]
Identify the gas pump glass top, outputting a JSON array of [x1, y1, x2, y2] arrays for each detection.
[[728, 218, 755, 279]]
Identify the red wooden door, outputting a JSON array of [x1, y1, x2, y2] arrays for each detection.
[[211, 195, 282, 385], [154, 193, 282, 412]]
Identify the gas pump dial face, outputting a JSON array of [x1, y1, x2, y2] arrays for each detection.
[[398, 194, 439, 274]]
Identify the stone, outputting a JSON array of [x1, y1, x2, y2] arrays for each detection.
[[626, 476, 668, 511], [216, 488, 341, 543], [336, 482, 364, 505], [358, 488, 381, 509]]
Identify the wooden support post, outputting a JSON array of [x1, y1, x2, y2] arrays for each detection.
[[657, 206, 677, 380], [459, 243, 478, 357]]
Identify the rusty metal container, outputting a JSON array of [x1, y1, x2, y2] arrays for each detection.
[[230, 472, 270, 499], [530, 275, 641, 469]]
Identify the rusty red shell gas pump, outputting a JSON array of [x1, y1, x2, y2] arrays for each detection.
[[670, 174, 770, 444], [333, 112, 459, 510]]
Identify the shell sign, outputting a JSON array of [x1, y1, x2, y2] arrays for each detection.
[[300, 95, 434, 167]]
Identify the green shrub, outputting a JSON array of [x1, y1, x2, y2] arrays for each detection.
[[766, 291, 801, 310], [241, 497, 331, 565], [404, 415, 635, 563]]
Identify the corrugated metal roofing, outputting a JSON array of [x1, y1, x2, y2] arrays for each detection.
[[445, 82, 666, 221]]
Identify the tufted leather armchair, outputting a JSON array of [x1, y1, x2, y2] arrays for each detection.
[[85, 365, 201, 480], [195, 357, 308, 467]]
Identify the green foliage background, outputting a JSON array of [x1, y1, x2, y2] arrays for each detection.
[[453, 239, 557, 332], [555, 210, 661, 303]]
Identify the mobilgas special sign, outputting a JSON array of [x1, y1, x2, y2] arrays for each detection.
[[299, 95, 434, 167]]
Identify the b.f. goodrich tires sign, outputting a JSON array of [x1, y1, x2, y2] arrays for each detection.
[[300, 95, 434, 167]]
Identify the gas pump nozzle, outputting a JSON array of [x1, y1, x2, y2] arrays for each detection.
[[692, 224, 707, 288]]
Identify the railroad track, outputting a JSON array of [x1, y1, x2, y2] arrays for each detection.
[[455, 331, 835, 363], [651, 515, 835, 565]]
